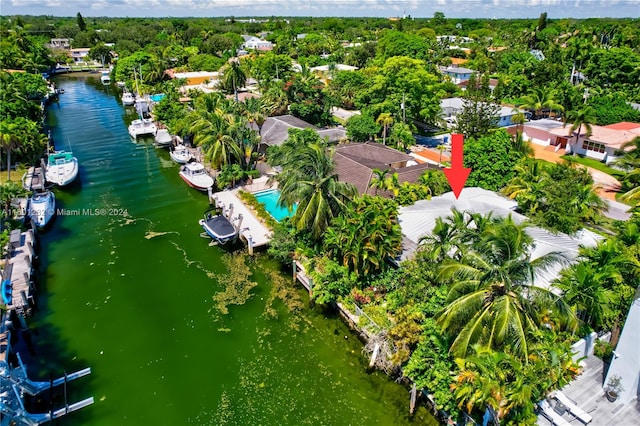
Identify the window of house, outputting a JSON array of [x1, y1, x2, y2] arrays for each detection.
[[582, 140, 605, 153]]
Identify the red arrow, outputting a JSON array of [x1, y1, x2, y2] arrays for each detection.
[[443, 133, 471, 199]]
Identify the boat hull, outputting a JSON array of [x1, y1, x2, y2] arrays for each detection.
[[45, 153, 79, 186], [179, 172, 213, 191]]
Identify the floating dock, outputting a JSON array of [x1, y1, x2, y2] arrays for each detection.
[[2, 229, 37, 317]]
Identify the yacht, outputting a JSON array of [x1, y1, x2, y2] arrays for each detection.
[[100, 71, 111, 84]]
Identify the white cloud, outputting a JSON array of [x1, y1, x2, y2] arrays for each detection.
[[4, 0, 640, 18]]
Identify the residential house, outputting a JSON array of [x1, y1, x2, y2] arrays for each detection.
[[69, 48, 91, 64], [49, 38, 71, 49], [258, 115, 346, 150], [333, 142, 436, 197], [440, 66, 474, 84], [440, 97, 529, 128], [167, 70, 220, 93], [506, 118, 564, 146], [310, 64, 358, 84], [241, 35, 273, 51], [396, 188, 602, 285], [457, 77, 499, 92], [549, 122, 640, 163]]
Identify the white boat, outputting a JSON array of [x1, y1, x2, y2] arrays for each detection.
[[122, 92, 135, 106], [128, 118, 157, 138], [179, 161, 214, 191], [100, 71, 111, 84], [134, 98, 150, 118], [29, 191, 56, 228], [154, 129, 173, 148], [45, 151, 79, 186], [169, 144, 193, 164]]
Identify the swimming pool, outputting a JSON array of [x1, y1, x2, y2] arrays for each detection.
[[254, 189, 296, 222], [150, 93, 165, 102]]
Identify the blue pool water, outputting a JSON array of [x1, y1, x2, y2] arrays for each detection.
[[150, 93, 165, 102], [254, 189, 296, 222]]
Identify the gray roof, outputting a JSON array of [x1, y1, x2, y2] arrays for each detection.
[[260, 115, 316, 147], [441, 66, 475, 74], [522, 118, 564, 131], [259, 115, 346, 148], [397, 187, 602, 289]]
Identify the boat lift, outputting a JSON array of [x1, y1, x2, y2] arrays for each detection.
[[1, 352, 94, 425]]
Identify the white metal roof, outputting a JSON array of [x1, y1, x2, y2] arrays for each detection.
[[397, 187, 603, 290]]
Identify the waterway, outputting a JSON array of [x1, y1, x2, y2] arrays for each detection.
[[24, 74, 437, 425]]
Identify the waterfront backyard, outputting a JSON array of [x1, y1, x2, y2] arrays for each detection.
[[23, 75, 436, 425]]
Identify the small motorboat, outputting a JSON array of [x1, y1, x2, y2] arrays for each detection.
[[199, 209, 239, 245], [169, 144, 193, 164], [128, 118, 157, 138], [179, 161, 214, 191], [122, 91, 135, 106], [154, 129, 173, 148], [45, 151, 79, 186], [28, 190, 56, 228], [100, 71, 111, 84]]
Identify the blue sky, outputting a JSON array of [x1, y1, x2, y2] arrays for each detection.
[[2, 0, 639, 19]]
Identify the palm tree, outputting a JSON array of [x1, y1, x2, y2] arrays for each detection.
[[555, 263, 618, 329], [376, 113, 394, 145], [369, 168, 390, 196], [563, 105, 597, 155], [277, 143, 357, 240], [435, 144, 447, 166], [222, 59, 247, 102], [502, 160, 548, 214], [511, 108, 526, 134], [436, 214, 573, 359], [187, 94, 241, 168], [519, 88, 564, 119]]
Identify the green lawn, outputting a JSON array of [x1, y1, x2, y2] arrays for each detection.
[[560, 155, 625, 178]]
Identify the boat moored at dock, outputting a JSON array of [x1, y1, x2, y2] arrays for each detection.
[[128, 118, 157, 138], [179, 160, 214, 191], [154, 128, 173, 148], [45, 151, 79, 186], [169, 143, 193, 164], [199, 208, 240, 245], [28, 190, 56, 229], [122, 91, 135, 106]]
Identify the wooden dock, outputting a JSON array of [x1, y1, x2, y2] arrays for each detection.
[[2, 229, 37, 316]]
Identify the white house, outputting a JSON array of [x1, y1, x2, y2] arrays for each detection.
[[440, 97, 529, 128], [396, 187, 602, 290], [603, 287, 640, 404], [440, 66, 474, 84], [69, 48, 91, 63], [549, 122, 640, 164], [241, 35, 273, 51]]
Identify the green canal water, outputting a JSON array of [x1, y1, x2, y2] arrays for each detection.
[[24, 75, 437, 425]]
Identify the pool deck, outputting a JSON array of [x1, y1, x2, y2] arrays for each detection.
[[211, 189, 272, 249]]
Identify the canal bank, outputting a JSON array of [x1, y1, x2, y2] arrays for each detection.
[[24, 74, 437, 425]]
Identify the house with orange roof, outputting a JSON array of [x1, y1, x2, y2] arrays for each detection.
[[549, 122, 640, 164]]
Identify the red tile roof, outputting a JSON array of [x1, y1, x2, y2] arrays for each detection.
[[604, 122, 640, 131]]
